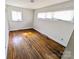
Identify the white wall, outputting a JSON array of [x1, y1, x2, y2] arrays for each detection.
[[6, 5, 34, 31], [62, 31, 74, 59], [5, 10, 9, 58], [34, 1, 74, 47]]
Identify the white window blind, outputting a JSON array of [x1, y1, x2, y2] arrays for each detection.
[[53, 10, 73, 21], [37, 13, 46, 18], [37, 10, 73, 22], [12, 11, 22, 21]]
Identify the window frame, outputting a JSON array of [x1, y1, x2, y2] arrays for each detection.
[[11, 10, 23, 22], [37, 10, 74, 22]]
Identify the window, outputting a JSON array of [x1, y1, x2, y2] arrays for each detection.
[[12, 11, 22, 21], [37, 10, 73, 22], [37, 13, 46, 18], [53, 10, 73, 21], [46, 12, 53, 19], [37, 12, 53, 19]]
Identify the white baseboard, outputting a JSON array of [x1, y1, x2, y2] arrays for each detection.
[[9, 27, 33, 31]]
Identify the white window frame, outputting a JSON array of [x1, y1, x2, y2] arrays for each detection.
[[12, 11, 22, 21], [37, 10, 73, 22], [53, 10, 74, 22], [37, 12, 53, 19]]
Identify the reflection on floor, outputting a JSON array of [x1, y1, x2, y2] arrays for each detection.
[[7, 29, 65, 59]]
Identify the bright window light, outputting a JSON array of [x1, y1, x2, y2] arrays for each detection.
[[53, 10, 73, 21], [37, 13, 46, 18], [46, 12, 53, 19], [38, 12, 53, 19], [12, 11, 22, 21], [37, 10, 73, 22]]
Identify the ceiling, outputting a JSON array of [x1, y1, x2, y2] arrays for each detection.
[[6, 0, 70, 9]]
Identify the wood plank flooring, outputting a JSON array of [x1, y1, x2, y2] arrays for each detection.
[[7, 29, 65, 59]]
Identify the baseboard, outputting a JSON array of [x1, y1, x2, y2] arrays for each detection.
[[33, 28, 65, 48], [9, 28, 65, 47], [9, 27, 33, 31]]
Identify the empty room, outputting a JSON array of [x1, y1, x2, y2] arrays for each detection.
[[5, 0, 74, 59]]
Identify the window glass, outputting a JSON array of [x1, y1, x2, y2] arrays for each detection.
[[37, 13, 46, 18], [37, 10, 73, 22], [53, 10, 73, 21], [12, 11, 22, 21]]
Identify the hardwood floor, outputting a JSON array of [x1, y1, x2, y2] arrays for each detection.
[[7, 29, 65, 59]]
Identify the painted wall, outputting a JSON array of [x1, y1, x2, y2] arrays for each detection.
[[5, 10, 9, 58], [62, 31, 74, 59], [6, 5, 34, 31], [33, 1, 74, 47]]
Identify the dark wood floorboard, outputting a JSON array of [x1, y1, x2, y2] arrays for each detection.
[[7, 29, 65, 59]]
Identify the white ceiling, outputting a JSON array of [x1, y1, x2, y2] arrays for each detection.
[[6, 0, 70, 9]]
